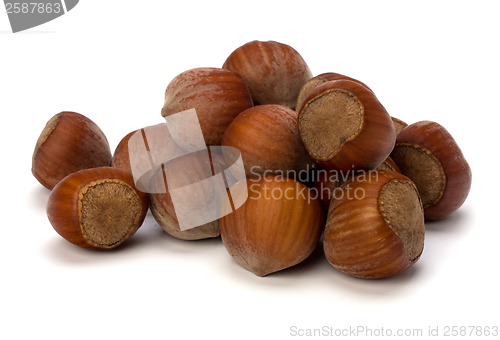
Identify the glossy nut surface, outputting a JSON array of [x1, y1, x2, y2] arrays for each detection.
[[32, 111, 112, 189], [298, 80, 396, 172], [296, 72, 372, 113], [161, 67, 253, 146], [222, 104, 314, 176], [223, 40, 312, 109], [390, 121, 472, 220], [112, 130, 137, 174], [324, 171, 425, 279], [220, 176, 324, 276], [47, 167, 149, 249]]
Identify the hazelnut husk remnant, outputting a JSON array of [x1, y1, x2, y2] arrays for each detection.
[[47, 167, 149, 249], [298, 80, 396, 172], [390, 120, 472, 220], [296, 72, 372, 113], [324, 171, 425, 279]]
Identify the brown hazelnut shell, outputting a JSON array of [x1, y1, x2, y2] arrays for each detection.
[[112, 130, 137, 174], [32, 111, 112, 189], [390, 121, 472, 220], [222, 104, 314, 176], [324, 171, 425, 279], [47, 167, 149, 249], [298, 80, 396, 172], [391, 116, 408, 135], [161, 67, 253, 146], [220, 176, 324, 276], [222, 40, 312, 109], [148, 151, 222, 240], [310, 156, 400, 216], [377, 156, 401, 173], [309, 169, 340, 214], [296, 72, 372, 112]]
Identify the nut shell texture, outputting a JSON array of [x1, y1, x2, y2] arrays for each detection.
[[390, 121, 472, 220], [161, 67, 253, 146], [391, 116, 408, 135], [323, 171, 425, 279], [47, 167, 149, 249], [32, 111, 112, 189], [220, 176, 324, 276], [296, 72, 372, 113], [377, 157, 400, 173], [223, 40, 312, 109], [112, 130, 137, 174], [148, 151, 222, 240], [298, 80, 396, 172], [222, 104, 313, 176]]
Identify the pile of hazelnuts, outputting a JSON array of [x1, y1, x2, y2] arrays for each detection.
[[32, 40, 472, 279]]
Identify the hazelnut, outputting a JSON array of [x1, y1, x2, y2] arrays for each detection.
[[309, 156, 399, 214], [309, 169, 340, 214], [391, 116, 408, 134], [221, 104, 314, 176], [112, 130, 137, 174], [46, 167, 149, 249], [220, 176, 324, 276], [377, 156, 401, 173], [222, 40, 312, 110], [296, 72, 372, 113], [324, 171, 425, 279], [32, 111, 112, 189], [390, 121, 472, 220], [113, 124, 187, 193], [298, 79, 396, 172], [161, 67, 253, 146], [148, 150, 224, 240]]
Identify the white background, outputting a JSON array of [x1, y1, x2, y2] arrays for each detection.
[[1, 1, 498, 339]]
